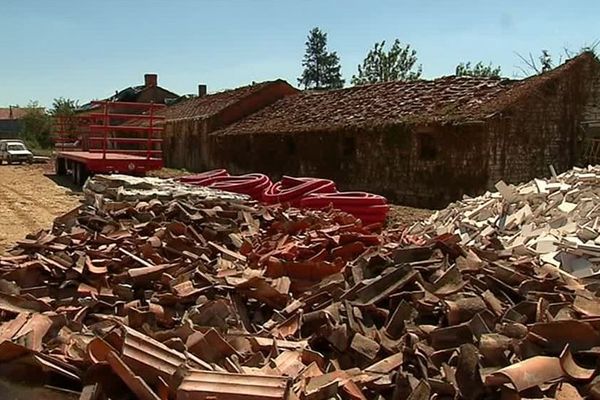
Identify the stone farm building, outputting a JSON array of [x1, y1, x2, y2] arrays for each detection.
[[158, 80, 298, 169], [161, 52, 600, 208]]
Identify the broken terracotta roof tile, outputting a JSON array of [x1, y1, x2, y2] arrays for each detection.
[[177, 369, 290, 400], [485, 355, 566, 393], [1, 172, 600, 399]]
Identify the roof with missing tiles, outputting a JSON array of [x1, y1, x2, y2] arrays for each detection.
[[214, 52, 599, 136], [159, 80, 291, 122]]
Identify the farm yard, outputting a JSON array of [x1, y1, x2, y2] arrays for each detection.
[[2, 2, 600, 399], [1, 158, 600, 399], [0, 163, 80, 255]]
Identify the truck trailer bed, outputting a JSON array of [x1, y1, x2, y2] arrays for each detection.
[[55, 151, 163, 185]]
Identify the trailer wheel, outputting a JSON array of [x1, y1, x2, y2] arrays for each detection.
[[55, 157, 67, 175], [73, 162, 89, 186], [79, 164, 89, 186], [72, 162, 80, 185]]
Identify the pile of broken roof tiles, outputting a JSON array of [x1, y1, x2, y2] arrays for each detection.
[[1, 173, 600, 399], [408, 165, 600, 280]]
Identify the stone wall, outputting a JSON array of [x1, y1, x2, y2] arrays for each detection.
[[486, 58, 600, 186], [582, 68, 600, 146], [163, 118, 209, 170], [211, 123, 488, 209], [583, 70, 600, 128]]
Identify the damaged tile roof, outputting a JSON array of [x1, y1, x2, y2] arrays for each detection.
[[215, 52, 599, 135], [160, 79, 291, 122]]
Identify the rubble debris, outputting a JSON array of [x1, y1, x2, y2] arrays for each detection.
[[408, 165, 600, 279], [0, 172, 599, 399], [84, 174, 249, 204]]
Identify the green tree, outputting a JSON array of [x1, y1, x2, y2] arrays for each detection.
[[49, 97, 79, 117], [49, 97, 79, 139], [20, 101, 52, 149], [351, 39, 422, 85], [455, 61, 501, 77], [298, 27, 344, 90]]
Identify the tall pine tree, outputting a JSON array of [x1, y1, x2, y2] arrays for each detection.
[[298, 28, 344, 90]]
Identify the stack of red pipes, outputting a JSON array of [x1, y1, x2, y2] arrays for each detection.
[[178, 169, 389, 225]]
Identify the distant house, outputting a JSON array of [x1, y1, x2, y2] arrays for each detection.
[[77, 73, 179, 115], [207, 52, 600, 208], [156, 80, 298, 170], [0, 107, 29, 139]]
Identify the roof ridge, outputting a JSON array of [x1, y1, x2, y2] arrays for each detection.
[[198, 79, 288, 98], [300, 74, 508, 97], [481, 51, 600, 116], [153, 79, 294, 122]]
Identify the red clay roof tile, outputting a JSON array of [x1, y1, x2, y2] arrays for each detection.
[[214, 52, 598, 135], [161, 80, 287, 121]]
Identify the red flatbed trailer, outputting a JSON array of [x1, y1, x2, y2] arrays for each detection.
[[53, 101, 165, 185]]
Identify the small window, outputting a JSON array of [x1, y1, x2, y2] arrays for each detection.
[[342, 136, 356, 157], [419, 133, 438, 160], [286, 137, 296, 155]]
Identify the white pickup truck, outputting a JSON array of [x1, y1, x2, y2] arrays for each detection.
[[0, 140, 34, 164]]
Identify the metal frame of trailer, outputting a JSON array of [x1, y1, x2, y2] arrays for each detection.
[[53, 101, 166, 185]]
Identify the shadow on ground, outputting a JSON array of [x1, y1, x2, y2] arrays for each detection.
[[43, 173, 82, 193], [0, 379, 78, 400]]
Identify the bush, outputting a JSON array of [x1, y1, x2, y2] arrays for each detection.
[[20, 102, 52, 149], [20, 98, 79, 150]]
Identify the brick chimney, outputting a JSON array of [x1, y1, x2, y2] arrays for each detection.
[[144, 73, 158, 87], [198, 84, 207, 97]]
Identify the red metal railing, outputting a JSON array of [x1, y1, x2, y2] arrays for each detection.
[[53, 101, 166, 160], [53, 114, 92, 152]]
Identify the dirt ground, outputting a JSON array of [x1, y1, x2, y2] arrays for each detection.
[[0, 163, 81, 255], [387, 204, 433, 228]]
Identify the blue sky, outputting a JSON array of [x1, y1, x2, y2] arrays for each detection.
[[1, 0, 598, 107]]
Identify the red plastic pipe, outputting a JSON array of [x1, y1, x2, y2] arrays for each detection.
[[262, 177, 336, 205], [178, 169, 229, 185], [177, 171, 389, 224], [208, 174, 273, 197]]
